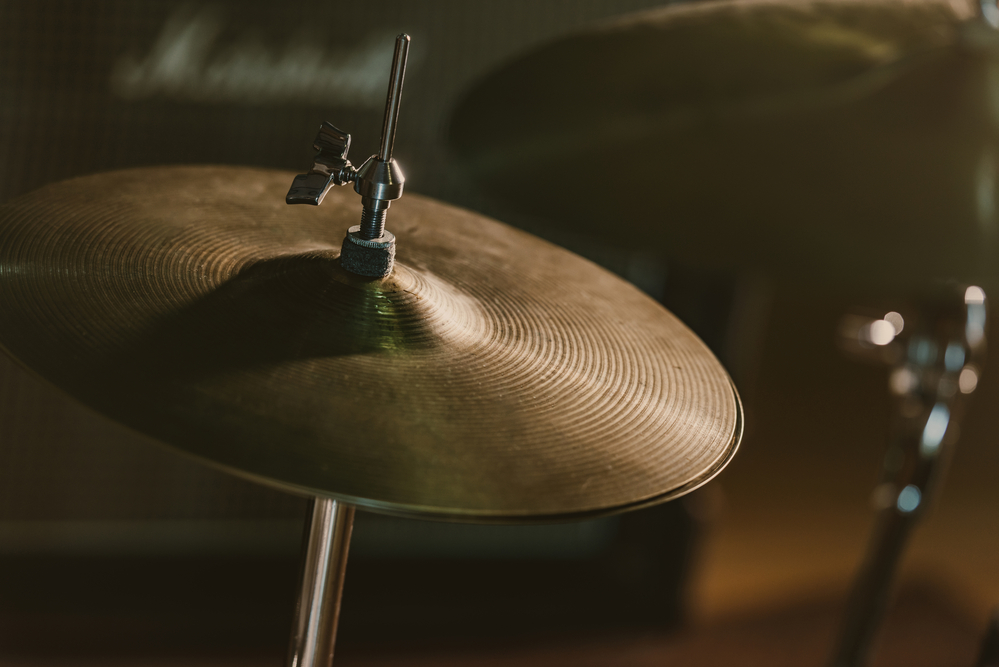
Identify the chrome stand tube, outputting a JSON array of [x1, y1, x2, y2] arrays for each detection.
[[829, 476, 924, 666], [287, 497, 355, 667], [830, 395, 947, 667]]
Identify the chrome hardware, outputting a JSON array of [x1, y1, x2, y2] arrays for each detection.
[[286, 34, 411, 278], [286, 122, 356, 206], [830, 285, 988, 667]]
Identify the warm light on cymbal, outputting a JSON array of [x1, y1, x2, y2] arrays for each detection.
[[0, 166, 741, 522]]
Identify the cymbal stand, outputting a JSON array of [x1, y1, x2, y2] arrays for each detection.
[[829, 286, 988, 667], [288, 498, 355, 667], [287, 33, 410, 279], [283, 33, 412, 667]]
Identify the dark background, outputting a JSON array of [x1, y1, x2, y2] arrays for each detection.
[[0, 1, 997, 665]]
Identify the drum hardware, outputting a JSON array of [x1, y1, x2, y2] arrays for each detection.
[[288, 499, 354, 667], [287, 34, 409, 278], [285, 34, 411, 666], [0, 32, 743, 667], [832, 286, 987, 666]]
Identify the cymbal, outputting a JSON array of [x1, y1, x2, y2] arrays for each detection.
[[449, 0, 998, 296], [0, 166, 741, 522]]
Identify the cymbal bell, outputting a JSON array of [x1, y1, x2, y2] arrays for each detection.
[[449, 0, 998, 297], [0, 166, 741, 522]]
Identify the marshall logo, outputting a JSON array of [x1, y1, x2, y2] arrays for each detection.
[[111, 5, 407, 108]]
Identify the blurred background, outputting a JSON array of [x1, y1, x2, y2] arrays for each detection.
[[0, 1, 997, 665]]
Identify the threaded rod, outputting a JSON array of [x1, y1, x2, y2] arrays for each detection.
[[379, 35, 410, 162], [359, 206, 387, 240]]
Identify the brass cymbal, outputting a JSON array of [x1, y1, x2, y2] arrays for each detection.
[[0, 166, 741, 522], [449, 0, 998, 296]]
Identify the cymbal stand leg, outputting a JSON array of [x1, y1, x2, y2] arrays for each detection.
[[829, 287, 987, 667], [829, 481, 920, 666], [287, 497, 355, 667], [975, 607, 999, 667]]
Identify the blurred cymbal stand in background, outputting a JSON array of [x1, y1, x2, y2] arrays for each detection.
[[831, 285, 988, 666]]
